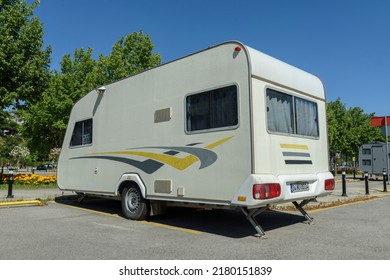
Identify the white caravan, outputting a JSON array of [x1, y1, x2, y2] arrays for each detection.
[[57, 41, 334, 237]]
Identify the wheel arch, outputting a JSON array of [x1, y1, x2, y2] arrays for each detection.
[[116, 174, 147, 198]]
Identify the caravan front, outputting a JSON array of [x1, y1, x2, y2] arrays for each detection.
[[58, 41, 334, 237]]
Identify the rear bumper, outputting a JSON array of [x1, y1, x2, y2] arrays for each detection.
[[231, 172, 334, 208]]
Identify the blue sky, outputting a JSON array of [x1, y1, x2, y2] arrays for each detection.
[[33, 0, 390, 116]]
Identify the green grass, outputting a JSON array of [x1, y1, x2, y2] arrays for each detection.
[[0, 183, 58, 190]]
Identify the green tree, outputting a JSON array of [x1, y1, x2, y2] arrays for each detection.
[[22, 73, 71, 157], [346, 107, 382, 157], [23, 48, 100, 158], [327, 98, 348, 159], [100, 31, 162, 82], [327, 98, 383, 168], [0, 0, 51, 110], [60, 47, 100, 100]]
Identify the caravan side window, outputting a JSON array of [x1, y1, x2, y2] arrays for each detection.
[[186, 85, 238, 132], [70, 119, 93, 147], [362, 160, 371, 166], [266, 89, 319, 137]]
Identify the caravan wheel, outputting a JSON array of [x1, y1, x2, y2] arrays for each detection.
[[121, 185, 150, 220]]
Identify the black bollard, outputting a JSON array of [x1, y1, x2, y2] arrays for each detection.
[[342, 170, 347, 197], [7, 171, 14, 198], [365, 172, 369, 195], [384, 169, 388, 192]]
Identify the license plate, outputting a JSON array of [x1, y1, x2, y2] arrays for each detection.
[[290, 182, 310, 193]]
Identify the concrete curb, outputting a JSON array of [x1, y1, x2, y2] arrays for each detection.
[[0, 200, 43, 207]]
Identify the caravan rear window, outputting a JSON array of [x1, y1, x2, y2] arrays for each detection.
[[266, 89, 319, 137], [186, 85, 238, 132], [70, 119, 93, 147]]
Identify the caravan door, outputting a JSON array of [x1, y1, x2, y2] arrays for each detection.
[[372, 146, 384, 174]]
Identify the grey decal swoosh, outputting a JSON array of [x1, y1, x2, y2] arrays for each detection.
[[70, 156, 164, 174], [132, 146, 217, 169]]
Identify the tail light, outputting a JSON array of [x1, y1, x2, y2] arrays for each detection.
[[253, 184, 281, 199], [325, 178, 335, 191]]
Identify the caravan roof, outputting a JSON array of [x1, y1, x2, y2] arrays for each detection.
[[92, 41, 325, 102], [246, 45, 324, 100]]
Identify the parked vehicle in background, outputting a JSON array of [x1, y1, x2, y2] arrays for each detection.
[[36, 163, 54, 171], [359, 142, 390, 175]]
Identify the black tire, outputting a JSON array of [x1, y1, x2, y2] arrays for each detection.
[[121, 185, 150, 220]]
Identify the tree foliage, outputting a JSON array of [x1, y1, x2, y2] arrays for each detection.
[[327, 98, 383, 166], [0, 0, 51, 110], [100, 31, 162, 82], [22, 73, 71, 156], [0, 0, 51, 163]]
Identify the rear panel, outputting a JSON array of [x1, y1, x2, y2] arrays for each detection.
[[252, 80, 329, 175], [231, 77, 333, 207]]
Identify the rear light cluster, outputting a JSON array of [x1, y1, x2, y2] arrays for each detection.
[[325, 178, 335, 191], [253, 184, 281, 200]]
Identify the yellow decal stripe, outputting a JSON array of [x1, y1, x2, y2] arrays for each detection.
[[126, 152, 198, 171], [206, 136, 234, 149], [280, 144, 309, 150]]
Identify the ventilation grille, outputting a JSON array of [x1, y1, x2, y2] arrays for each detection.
[[154, 107, 172, 123], [154, 180, 172, 194]]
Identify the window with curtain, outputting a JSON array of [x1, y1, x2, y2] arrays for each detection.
[[186, 85, 238, 132], [266, 89, 319, 137], [266, 89, 293, 134], [295, 97, 319, 137], [70, 118, 93, 147]]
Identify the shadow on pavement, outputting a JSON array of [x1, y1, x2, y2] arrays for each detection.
[[55, 195, 306, 239]]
